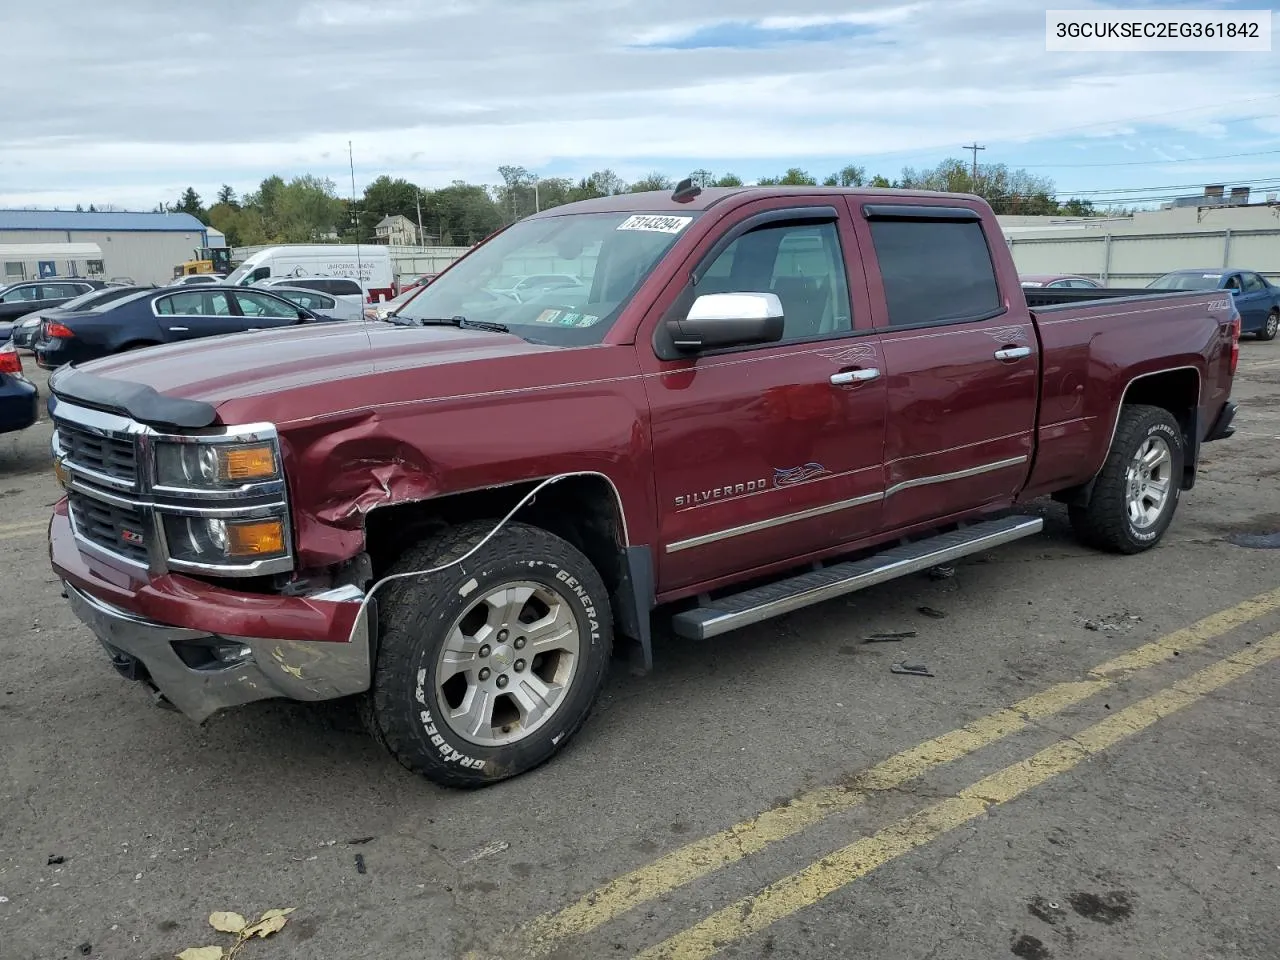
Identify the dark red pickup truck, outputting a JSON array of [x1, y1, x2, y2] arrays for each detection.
[[46, 184, 1240, 787]]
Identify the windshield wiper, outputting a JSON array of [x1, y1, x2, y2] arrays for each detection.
[[412, 315, 510, 334]]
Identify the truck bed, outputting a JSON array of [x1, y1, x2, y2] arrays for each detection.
[[1023, 287, 1213, 310]]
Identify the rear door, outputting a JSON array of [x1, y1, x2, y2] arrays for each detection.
[[847, 199, 1038, 531], [640, 199, 888, 591], [153, 289, 242, 342]]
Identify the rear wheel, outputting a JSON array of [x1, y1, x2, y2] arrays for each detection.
[[1259, 309, 1279, 342], [1069, 404, 1184, 554], [366, 521, 613, 788]]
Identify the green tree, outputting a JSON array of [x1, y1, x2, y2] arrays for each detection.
[[274, 175, 345, 242], [359, 175, 422, 238], [216, 184, 239, 209], [1056, 198, 1096, 217], [822, 164, 865, 187], [758, 168, 817, 186], [629, 172, 674, 193], [427, 181, 504, 245], [869, 174, 894, 188], [712, 173, 744, 187], [174, 187, 208, 224]]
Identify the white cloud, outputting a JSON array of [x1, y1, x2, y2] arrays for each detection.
[[0, 0, 1276, 208]]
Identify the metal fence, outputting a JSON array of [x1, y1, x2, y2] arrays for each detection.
[[1006, 227, 1280, 286]]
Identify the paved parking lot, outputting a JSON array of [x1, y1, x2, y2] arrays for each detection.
[[2, 348, 1279, 960]]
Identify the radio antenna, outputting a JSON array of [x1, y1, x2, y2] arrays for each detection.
[[349, 140, 365, 300]]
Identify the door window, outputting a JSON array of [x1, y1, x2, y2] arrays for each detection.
[[1242, 272, 1266, 294], [696, 221, 852, 342], [233, 290, 302, 318], [1, 285, 40, 302], [868, 219, 1002, 327], [155, 291, 232, 315]]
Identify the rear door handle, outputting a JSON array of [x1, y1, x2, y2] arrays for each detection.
[[994, 346, 1031, 361], [830, 368, 881, 385]]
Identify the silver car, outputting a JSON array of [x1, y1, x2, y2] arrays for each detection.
[[265, 285, 364, 321]]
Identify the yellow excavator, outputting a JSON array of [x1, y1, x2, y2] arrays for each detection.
[[173, 246, 232, 278]]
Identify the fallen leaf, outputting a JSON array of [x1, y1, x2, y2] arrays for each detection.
[[259, 908, 296, 921], [209, 912, 247, 934], [243, 915, 288, 939], [177, 947, 224, 960]]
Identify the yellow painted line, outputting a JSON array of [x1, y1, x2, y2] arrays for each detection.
[[0, 520, 48, 541], [639, 630, 1280, 960], [515, 586, 1280, 955]]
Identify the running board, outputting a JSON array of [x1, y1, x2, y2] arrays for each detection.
[[670, 515, 1044, 640]]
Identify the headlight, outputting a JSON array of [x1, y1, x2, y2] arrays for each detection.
[[163, 515, 288, 566], [154, 440, 280, 489]]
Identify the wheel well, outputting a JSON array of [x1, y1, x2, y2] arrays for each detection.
[[363, 474, 628, 596], [1052, 368, 1201, 507], [1121, 368, 1200, 434]]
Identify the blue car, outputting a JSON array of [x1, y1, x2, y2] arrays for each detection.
[[0, 344, 37, 435], [1148, 269, 1280, 341]]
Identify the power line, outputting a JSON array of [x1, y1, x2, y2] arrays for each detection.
[[850, 93, 1280, 165], [1017, 144, 1280, 169], [1056, 176, 1280, 196]]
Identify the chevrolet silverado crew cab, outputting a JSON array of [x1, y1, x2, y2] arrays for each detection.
[[47, 184, 1240, 788]]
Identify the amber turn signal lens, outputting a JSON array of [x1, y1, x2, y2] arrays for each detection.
[[221, 445, 276, 481], [226, 520, 285, 557]]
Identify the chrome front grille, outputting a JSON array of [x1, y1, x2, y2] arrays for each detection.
[[55, 420, 139, 489], [67, 492, 150, 565]]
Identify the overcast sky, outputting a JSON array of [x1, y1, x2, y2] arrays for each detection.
[[2, 0, 1277, 210]]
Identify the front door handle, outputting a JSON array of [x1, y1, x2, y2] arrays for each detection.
[[994, 346, 1032, 361], [830, 367, 881, 385]]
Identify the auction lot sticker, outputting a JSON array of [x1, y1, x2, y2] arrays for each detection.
[[617, 215, 693, 234]]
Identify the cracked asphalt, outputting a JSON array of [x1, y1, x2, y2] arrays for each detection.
[[2, 345, 1278, 960]]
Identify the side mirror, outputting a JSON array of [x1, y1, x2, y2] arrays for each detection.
[[666, 292, 785, 352]]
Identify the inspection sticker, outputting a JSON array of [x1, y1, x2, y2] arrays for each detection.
[[616, 214, 692, 234]]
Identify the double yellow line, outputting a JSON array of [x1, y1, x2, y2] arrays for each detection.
[[485, 585, 1280, 960]]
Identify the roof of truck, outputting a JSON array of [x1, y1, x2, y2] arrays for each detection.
[[530, 186, 988, 217]]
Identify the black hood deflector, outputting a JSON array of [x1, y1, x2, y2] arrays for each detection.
[[49, 365, 219, 430]]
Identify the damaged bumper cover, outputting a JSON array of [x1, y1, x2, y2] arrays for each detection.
[[51, 507, 374, 722]]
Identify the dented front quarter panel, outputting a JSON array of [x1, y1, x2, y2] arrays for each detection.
[[213, 335, 657, 570]]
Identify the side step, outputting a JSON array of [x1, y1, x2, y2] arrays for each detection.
[[670, 515, 1043, 640]]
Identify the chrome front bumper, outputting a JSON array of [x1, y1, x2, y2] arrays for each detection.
[[65, 582, 373, 723]]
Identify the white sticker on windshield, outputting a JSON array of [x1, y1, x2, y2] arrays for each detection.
[[1203, 274, 1221, 279], [617, 215, 693, 234]]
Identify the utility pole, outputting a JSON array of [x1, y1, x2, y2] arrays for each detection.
[[415, 190, 425, 246], [963, 143, 985, 188]]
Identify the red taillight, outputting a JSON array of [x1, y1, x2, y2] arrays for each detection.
[[45, 321, 75, 339], [0, 347, 21, 375], [1230, 312, 1241, 376]]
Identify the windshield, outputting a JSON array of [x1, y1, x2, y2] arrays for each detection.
[[1148, 272, 1222, 290], [224, 262, 261, 286], [394, 211, 698, 344]]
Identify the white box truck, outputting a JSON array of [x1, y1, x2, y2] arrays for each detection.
[[225, 245, 395, 302]]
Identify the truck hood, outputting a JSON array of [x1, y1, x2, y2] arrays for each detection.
[[60, 321, 558, 422]]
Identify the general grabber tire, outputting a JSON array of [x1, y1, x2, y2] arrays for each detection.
[[1068, 404, 1185, 555], [367, 520, 613, 788]]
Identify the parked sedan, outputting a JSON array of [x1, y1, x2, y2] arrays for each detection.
[[267, 285, 365, 321], [0, 343, 37, 435], [1147, 269, 1280, 340], [256, 275, 366, 307], [10, 285, 151, 349], [33, 285, 342, 369], [1019, 274, 1102, 288], [0, 279, 108, 323]]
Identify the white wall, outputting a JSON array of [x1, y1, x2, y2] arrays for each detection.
[[0, 229, 210, 284]]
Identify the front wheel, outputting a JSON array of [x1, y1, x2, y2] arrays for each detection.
[[366, 521, 613, 788], [1069, 404, 1185, 554], [1259, 309, 1279, 342]]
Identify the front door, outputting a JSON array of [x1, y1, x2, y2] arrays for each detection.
[[641, 202, 888, 593], [848, 200, 1038, 531], [1235, 272, 1272, 331], [152, 289, 244, 342]]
